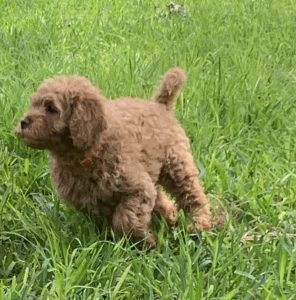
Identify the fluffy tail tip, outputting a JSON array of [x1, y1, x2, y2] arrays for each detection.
[[154, 67, 187, 110]]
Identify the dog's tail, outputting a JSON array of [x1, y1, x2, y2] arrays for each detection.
[[153, 67, 187, 111]]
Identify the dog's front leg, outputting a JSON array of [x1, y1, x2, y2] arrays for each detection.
[[111, 172, 157, 248]]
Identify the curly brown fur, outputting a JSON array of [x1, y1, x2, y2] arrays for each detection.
[[153, 67, 187, 111], [15, 67, 211, 247]]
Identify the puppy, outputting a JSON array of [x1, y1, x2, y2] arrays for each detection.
[[15, 68, 211, 247]]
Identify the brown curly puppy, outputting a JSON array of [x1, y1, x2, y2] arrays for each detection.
[[15, 68, 211, 247]]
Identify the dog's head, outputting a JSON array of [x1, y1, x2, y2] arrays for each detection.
[[15, 76, 106, 151]]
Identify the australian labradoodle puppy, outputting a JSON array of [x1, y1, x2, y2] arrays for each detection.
[[15, 68, 211, 247]]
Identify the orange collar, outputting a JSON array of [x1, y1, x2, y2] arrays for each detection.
[[78, 144, 101, 168], [79, 156, 94, 168]]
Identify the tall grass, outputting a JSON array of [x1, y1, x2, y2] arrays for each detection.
[[0, 0, 295, 298]]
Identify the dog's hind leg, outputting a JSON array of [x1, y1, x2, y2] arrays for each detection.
[[161, 148, 211, 231], [153, 188, 177, 226]]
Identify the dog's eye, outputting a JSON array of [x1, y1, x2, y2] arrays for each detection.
[[45, 104, 58, 114]]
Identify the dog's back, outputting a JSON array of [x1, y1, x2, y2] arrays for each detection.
[[104, 67, 187, 150]]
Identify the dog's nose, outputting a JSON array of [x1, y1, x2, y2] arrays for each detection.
[[20, 117, 32, 129]]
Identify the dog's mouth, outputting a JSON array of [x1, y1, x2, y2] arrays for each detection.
[[14, 125, 48, 149], [14, 125, 26, 141]]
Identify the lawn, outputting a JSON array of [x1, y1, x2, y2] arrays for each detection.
[[0, 0, 296, 299]]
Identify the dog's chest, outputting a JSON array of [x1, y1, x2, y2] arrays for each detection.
[[51, 163, 121, 209]]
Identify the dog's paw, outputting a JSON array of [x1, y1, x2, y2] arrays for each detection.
[[189, 214, 212, 232], [195, 217, 212, 231], [145, 233, 157, 250]]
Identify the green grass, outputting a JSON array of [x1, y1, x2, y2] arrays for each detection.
[[1, 0, 296, 299]]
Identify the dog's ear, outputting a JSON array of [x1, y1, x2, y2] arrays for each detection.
[[69, 94, 106, 150]]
